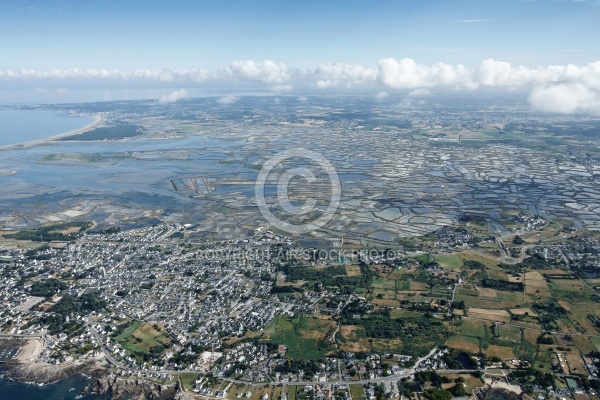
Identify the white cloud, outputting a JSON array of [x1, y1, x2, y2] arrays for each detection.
[[475, 59, 600, 88], [3, 58, 600, 114], [408, 88, 431, 98], [220, 60, 290, 84], [378, 58, 472, 89], [217, 95, 239, 105], [270, 84, 292, 93], [528, 83, 600, 114], [158, 89, 188, 104], [313, 63, 377, 88], [375, 91, 389, 99]]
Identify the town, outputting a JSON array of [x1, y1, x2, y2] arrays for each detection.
[[1, 216, 600, 399]]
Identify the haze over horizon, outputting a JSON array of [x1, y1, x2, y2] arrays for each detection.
[[1, 0, 599, 114]]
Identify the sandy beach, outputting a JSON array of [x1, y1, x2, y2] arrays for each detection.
[[14, 338, 44, 362], [0, 114, 102, 151]]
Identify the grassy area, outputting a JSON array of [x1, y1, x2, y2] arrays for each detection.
[[436, 253, 464, 271], [590, 336, 600, 351], [498, 325, 522, 343], [413, 253, 433, 264], [338, 325, 371, 353], [390, 309, 424, 319], [446, 335, 481, 353], [287, 386, 297, 400], [115, 321, 141, 341], [460, 319, 487, 338], [180, 373, 200, 391], [455, 251, 500, 269], [350, 384, 365, 400], [396, 280, 411, 290], [371, 276, 396, 290], [261, 316, 335, 359], [115, 321, 170, 355]]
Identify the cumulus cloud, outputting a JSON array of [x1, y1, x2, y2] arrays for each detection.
[[475, 59, 600, 89], [375, 91, 389, 99], [220, 60, 290, 84], [159, 89, 188, 104], [376, 57, 600, 114], [3, 58, 600, 114], [378, 58, 473, 89], [313, 63, 377, 88], [528, 83, 600, 114], [217, 95, 239, 105]]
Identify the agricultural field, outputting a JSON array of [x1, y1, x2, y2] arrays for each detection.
[[396, 280, 411, 290], [445, 335, 481, 353], [371, 276, 396, 290], [468, 308, 511, 323], [371, 288, 396, 300], [115, 321, 170, 355], [485, 344, 516, 360], [459, 319, 488, 339], [390, 309, 425, 319], [454, 251, 500, 269], [455, 285, 522, 309], [371, 298, 400, 307], [564, 351, 587, 375], [261, 316, 335, 359], [510, 307, 538, 317], [497, 325, 522, 343], [435, 254, 464, 271], [345, 265, 362, 277]]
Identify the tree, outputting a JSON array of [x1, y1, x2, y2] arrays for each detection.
[[512, 236, 525, 245], [423, 387, 452, 400], [483, 388, 518, 400]]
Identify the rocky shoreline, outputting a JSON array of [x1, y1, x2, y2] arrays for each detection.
[[93, 372, 177, 400], [2, 358, 180, 399]]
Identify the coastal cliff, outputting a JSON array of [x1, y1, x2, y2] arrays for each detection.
[[2, 358, 178, 400], [92, 372, 176, 400]]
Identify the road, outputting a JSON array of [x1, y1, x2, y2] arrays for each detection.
[[84, 322, 479, 387], [0, 333, 44, 338]]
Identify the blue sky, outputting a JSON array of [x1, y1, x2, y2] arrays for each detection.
[[1, 0, 598, 69], [1, 0, 599, 112]]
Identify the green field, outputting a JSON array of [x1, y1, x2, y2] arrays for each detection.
[[261, 316, 335, 359], [436, 254, 464, 271], [498, 325, 522, 343], [115, 321, 170, 355], [396, 280, 411, 290], [460, 319, 488, 338], [591, 336, 600, 351], [180, 373, 200, 391], [371, 276, 396, 290], [350, 384, 365, 399]]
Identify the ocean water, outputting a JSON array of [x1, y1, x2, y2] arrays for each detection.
[[0, 370, 110, 400], [0, 109, 95, 147]]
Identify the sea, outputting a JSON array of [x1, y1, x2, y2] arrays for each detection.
[[0, 369, 110, 400], [0, 109, 96, 147]]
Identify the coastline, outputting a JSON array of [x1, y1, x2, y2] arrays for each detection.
[[1, 338, 178, 399], [0, 114, 102, 151], [1, 358, 177, 399]]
